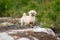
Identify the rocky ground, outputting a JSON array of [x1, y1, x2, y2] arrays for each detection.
[[0, 25, 60, 40], [9, 31, 57, 40], [0, 18, 60, 40], [0, 28, 59, 40]]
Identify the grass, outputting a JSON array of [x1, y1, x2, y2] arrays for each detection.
[[0, 0, 60, 28]]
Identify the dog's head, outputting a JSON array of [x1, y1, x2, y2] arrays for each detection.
[[29, 10, 36, 16]]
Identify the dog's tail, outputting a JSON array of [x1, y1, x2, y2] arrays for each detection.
[[23, 13, 26, 17]]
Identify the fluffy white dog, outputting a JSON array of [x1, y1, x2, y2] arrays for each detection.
[[20, 10, 37, 26]]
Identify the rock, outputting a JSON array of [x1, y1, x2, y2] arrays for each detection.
[[0, 32, 14, 40], [7, 27, 55, 36], [32, 37, 39, 40], [1, 22, 14, 26], [46, 28, 55, 36], [0, 17, 11, 20], [0, 29, 58, 40], [0, 25, 58, 40], [17, 37, 30, 40]]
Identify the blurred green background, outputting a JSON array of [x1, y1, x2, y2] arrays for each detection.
[[0, 0, 60, 28]]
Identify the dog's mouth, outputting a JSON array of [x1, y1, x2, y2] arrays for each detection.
[[31, 13, 35, 16], [31, 14, 35, 16]]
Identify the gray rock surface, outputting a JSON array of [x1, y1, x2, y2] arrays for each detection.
[[0, 32, 14, 40]]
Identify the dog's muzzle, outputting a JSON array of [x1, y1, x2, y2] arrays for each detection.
[[31, 13, 35, 16]]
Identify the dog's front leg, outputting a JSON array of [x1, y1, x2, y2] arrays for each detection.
[[24, 22, 28, 26], [33, 22, 35, 25], [20, 21, 24, 26], [24, 21, 29, 26], [24, 23, 27, 26]]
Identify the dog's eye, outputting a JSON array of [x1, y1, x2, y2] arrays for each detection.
[[31, 12, 34, 14], [33, 12, 35, 14], [31, 13, 33, 14]]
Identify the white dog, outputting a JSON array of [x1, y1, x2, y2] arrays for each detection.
[[20, 10, 37, 26]]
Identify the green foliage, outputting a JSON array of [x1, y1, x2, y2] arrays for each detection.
[[0, 0, 60, 28]]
